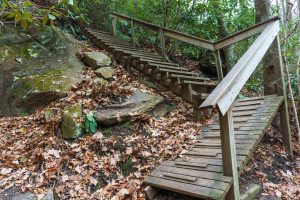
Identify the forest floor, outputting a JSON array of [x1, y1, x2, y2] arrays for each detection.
[[0, 41, 300, 200]]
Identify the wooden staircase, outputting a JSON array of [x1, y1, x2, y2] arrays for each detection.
[[84, 28, 217, 117], [85, 14, 293, 200]]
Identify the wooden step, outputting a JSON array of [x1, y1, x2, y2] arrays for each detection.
[[87, 29, 113, 35], [140, 58, 178, 66], [112, 48, 161, 58], [170, 74, 211, 82], [155, 68, 199, 76], [148, 63, 189, 71]]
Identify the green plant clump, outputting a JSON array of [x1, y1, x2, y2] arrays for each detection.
[[84, 113, 97, 134]]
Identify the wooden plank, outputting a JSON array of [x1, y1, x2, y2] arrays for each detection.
[[157, 68, 199, 76], [269, 37, 292, 155], [191, 147, 250, 156], [233, 105, 260, 111], [214, 50, 224, 82], [140, 58, 178, 66], [175, 161, 207, 168], [110, 12, 216, 51], [161, 172, 197, 182], [215, 17, 280, 49], [162, 161, 224, 173], [219, 108, 240, 199], [143, 176, 225, 200], [155, 165, 232, 183], [148, 63, 188, 71], [131, 20, 136, 47], [150, 171, 230, 192], [160, 28, 167, 61], [234, 100, 263, 107], [184, 80, 217, 87], [170, 74, 211, 81], [200, 21, 280, 116]]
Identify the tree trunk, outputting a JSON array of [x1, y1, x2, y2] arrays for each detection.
[[163, 0, 168, 28], [218, 15, 234, 73], [281, 0, 300, 142], [254, 0, 272, 23]]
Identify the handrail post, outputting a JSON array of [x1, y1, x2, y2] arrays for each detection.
[[159, 28, 167, 61], [214, 50, 224, 82], [219, 107, 240, 200], [131, 20, 136, 47], [265, 36, 293, 155], [112, 17, 117, 36]]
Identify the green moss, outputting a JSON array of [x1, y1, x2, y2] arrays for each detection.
[[62, 103, 83, 139], [13, 68, 72, 98]]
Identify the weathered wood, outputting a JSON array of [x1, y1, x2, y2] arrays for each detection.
[[215, 16, 280, 49], [200, 21, 280, 116], [110, 12, 216, 51], [214, 50, 224, 82], [131, 20, 136, 47], [219, 107, 240, 200], [112, 17, 117, 36], [159, 28, 167, 61], [144, 176, 225, 199], [271, 37, 293, 155]]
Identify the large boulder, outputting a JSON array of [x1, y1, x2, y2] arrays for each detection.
[[82, 52, 111, 70], [95, 91, 164, 126], [0, 24, 85, 116], [61, 103, 83, 139]]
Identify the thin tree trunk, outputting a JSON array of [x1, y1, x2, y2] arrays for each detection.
[[282, 0, 300, 142], [218, 14, 234, 73], [163, 0, 168, 28]]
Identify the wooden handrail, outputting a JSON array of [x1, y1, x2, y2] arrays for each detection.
[[214, 16, 280, 50], [200, 21, 280, 115], [110, 12, 215, 51], [111, 13, 280, 51]]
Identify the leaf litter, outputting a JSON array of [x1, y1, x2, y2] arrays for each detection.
[[0, 46, 299, 200]]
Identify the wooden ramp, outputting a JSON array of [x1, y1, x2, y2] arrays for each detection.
[[143, 95, 284, 199]]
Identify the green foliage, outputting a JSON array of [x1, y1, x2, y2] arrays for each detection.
[[84, 113, 97, 134]]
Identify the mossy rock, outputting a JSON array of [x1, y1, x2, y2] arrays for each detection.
[[62, 103, 83, 139], [0, 24, 85, 116], [82, 52, 111, 70], [95, 67, 113, 79], [95, 91, 164, 126]]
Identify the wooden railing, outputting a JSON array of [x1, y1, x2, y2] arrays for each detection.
[[199, 19, 292, 199], [109, 13, 293, 199], [110, 13, 281, 82]]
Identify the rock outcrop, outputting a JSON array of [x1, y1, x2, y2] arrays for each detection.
[[82, 52, 111, 70], [95, 91, 164, 126], [0, 24, 85, 116]]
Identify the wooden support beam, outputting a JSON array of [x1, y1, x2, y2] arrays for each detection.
[[112, 17, 117, 36], [219, 108, 240, 200], [270, 36, 293, 155], [181, 83, 193, 103], [160, 28, 167, 62], [131, 20, 136, 47], [214, 50, 224, 82]]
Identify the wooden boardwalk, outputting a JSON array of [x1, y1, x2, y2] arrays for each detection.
[[143, 95, 283, 199], [85, 13, 293, 200]]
